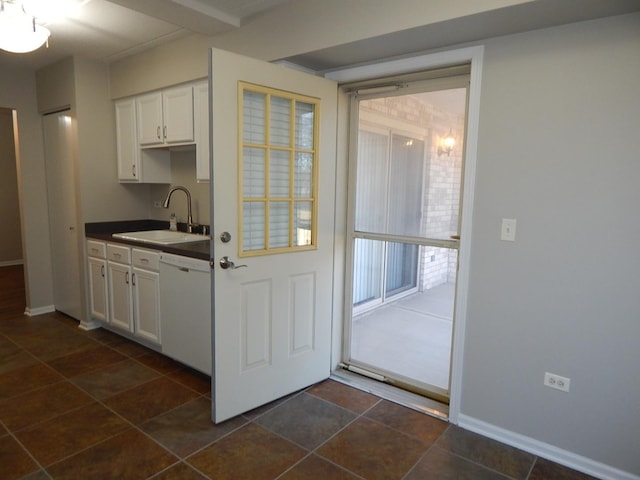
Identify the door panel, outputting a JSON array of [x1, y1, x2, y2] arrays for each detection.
[[42, 112, 82, 320], [210, 48, 337, 422]]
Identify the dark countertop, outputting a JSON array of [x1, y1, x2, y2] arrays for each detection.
[[85, 220, 210, 261]]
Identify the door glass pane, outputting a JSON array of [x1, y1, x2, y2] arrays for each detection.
[[295, 102, 314, 149], [243, 91, 265, 144], [294, 152, 313, 197], [385, 242, 419, 297], [270, 96, 291, 146], [294, 201, 312, 246], [243, 202, 265, 251], [352, 238, 383, 306], [269, 201, 289, 248], [269, 150, 290, 197], [388, 134, 424, 237], [243, 147, 265, 198], [355, 131, 388, 233]]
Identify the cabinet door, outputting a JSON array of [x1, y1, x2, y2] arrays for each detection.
[[163, 85, 194, 144], [133, 267, 161, 345], [194, 81, 210, 182], [137, 92, 163, 146], [88, 257, 108, 322], [115, 98, 139, 181], [108, 261, 133, 332]]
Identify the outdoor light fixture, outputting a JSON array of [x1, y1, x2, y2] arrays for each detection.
[[437, 129, 456, 156], [0, 0, 51, 53]]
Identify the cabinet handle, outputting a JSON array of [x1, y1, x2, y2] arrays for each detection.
[[125, 271, 129, 284], [101, 265, 105, 277], [163, 125, 167, 139], [132, 272, 136, 286], [132, 164, 136, 177], [157, 126, 161, 139]]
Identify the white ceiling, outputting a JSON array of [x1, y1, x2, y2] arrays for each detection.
[[1, 0, 639, 73], [0, 0, 292, 70]]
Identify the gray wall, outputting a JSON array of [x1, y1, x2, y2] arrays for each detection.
[[463, 13, 640, 474], [0, 108, 22, 264]]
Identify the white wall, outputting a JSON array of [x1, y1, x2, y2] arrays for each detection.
[[462, 13, 640, 476], [0, 68, 54, 311], [73, 58, 150, 223], [148, 150, 210, 226]]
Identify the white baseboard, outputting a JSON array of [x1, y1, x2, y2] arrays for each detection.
[[24, 305, 55, 316], [78, 319, 101, 331], [457, 414, 639, 480], [0, 260, 23, 267]]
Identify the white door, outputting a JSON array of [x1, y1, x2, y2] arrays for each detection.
[[42, 111, 82, 320], [210, 48, 337, 422]]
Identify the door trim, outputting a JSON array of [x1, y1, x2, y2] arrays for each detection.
[[326, 45, 484, 424]]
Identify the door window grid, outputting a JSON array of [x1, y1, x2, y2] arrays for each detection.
[[239, 83, 319, 256]]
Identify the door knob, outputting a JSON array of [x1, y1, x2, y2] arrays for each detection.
[[219, 256, 247, 270]]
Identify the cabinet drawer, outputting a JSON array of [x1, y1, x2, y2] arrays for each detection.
[[132, 248, 160, 271], [107, 243, 131, 264], [87, 240, 106, 259]]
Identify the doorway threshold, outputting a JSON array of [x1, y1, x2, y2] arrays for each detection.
[[330, 369, 449, 421]]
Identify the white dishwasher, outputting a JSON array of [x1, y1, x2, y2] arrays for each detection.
[[159, 253, 211, 375]]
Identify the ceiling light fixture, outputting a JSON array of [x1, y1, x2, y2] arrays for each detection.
[[0, 0, 50, 53]]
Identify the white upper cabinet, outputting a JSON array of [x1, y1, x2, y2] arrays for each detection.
[[115, 98, 139, 181], [116, 96, 171, 183], [194, 80, 210, 182], [137, 85, 194, 147]]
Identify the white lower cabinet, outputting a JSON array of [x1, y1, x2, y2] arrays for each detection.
[[87, 240, 108, 322], [87, 239, 161, 346], [132, 249, 161, 345], [107, 243, 134, 333]]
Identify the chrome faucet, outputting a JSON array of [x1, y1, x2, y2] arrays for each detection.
[[163, 186, 197, 233]]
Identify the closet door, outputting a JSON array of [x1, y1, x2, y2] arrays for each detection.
[[42, 111, 82, 320]]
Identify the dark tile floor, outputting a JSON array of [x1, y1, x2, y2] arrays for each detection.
[[0, 265, 598, 479]]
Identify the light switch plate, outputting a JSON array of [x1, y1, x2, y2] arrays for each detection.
[[501, 218, 517, 241]]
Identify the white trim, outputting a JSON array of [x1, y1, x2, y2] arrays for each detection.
[[458, 414, 640, 480], [325, 47, 483, 84], [326, 45, 484, 423], [78, 319, 101, 331], [0, 260, 23, 267], [24, 305, 55, 316]]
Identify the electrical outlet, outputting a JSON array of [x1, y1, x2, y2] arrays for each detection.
[[153, 201, 162, 208], [544, 372, 570, 392]]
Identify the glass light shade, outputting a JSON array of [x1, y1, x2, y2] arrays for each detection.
[[0, 2, 51, 53], [443, 134, 455, 150]]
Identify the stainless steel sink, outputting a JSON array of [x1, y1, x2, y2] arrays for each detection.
[[112, 230, 209, 245]]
